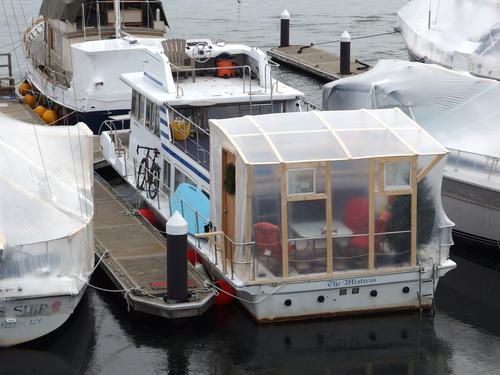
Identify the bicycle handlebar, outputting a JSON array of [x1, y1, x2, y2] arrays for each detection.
[[136, 145, 160, 155]]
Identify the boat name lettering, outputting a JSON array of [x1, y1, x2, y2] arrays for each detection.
[[13, 303, 51, 317], [0, 318, 43, 329], [327, 277, 377, 288]]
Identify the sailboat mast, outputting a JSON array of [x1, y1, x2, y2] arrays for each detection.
[[114, 0, 121, 37]]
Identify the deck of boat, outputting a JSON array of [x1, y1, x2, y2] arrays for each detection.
[[93, 176, 214, 318]]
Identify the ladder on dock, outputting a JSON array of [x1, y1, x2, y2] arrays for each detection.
[[0, 53, 15, 98]]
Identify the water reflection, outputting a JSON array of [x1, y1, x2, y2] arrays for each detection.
[[0, 292, 95, 375]]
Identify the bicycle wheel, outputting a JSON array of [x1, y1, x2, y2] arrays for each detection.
[[136, 158, 148, 190], [148, 165, 161, 199]]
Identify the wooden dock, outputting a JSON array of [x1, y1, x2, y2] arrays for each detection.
[[268, 45, 370, 82], [93, 176, 215, 318], [0, 99, 44, 125]]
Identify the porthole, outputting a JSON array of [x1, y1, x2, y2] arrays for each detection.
[[370, 290, 377, 297], [402, 286, 410, 294], [317, 295, 325, 303], [284, 299, 292, 307]]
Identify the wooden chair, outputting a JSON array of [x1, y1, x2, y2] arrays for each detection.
[[162, 39, 195, 82]]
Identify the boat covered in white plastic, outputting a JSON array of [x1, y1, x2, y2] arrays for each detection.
[[397, 0, 500, 80], [323, 59, 500, 249], [0, 114, 94, 347]]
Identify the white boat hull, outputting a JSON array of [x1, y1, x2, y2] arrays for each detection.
[[0, 288, 86, 347], [214, 262, 456, 322]]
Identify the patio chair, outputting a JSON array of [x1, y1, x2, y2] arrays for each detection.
[[162, 39, 195, 82]]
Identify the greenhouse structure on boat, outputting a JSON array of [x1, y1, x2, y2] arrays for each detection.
[[201, 108, 456, 321]]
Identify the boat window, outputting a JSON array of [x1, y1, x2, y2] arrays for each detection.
[[384, 162, 411, 191], [131, 90, 139, 119], [287, 168, 315, 195], [138, 94, 145, 124], [145, 99, 153, 129], [153, 105, 160, 136], [174, 168, 195, 190], [162, 159, 171, 192]]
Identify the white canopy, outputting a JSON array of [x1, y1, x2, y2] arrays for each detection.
[[211, 108, 446, 165], [322, 59, 500, 158], [0, 114, 93, 247], [398, 0, 500, 80]]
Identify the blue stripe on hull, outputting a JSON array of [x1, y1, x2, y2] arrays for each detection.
[[161, 143, 210, 184]]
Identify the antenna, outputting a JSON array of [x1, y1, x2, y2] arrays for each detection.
[[114, 0, 121, 38]]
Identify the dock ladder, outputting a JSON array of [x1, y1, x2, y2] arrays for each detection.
[[417, 261, 437, 318], [0, 53, 15, 98]]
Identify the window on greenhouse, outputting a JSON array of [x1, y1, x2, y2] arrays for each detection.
[[384, 162, 411, 191], [287, 168, 315, 195]]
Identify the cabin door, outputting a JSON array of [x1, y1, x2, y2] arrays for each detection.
[[222, 149, 236, 260]]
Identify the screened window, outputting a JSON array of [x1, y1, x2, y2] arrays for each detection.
[[174, 168, 195, 190], [384, 162, 411, 191], [145, 99, 153, 129], [138, 94, 145, 124], [287, 169, 315, 195], [162, 159, 171, 193], [131, 90, 139, 119]]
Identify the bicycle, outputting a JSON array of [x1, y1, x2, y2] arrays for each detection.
[[136, 145, 161, 199]]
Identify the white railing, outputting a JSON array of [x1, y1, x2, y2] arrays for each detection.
[[447, 147, 500, 180]]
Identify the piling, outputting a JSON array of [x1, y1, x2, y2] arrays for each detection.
[[165, 211, 189, 303], [280, 9, 290, 48], [340, 30, 351, 75]]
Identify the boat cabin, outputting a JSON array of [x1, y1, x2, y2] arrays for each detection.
[[118, 40, 303, 195], [25, 0, 168, 86], [207, 109, 452, 282]]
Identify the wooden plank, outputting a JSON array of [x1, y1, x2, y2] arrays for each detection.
[[416, 154, 444, 183], [268, 46, 370, 82], [287, 192, 327, 202], [374, 189, 412, 197], [411, 157, 418, 266], [280, 163, 289, 277], [246, 165, 254, 279], [325, 162, 333, 273], [368, 159, 375, 270]]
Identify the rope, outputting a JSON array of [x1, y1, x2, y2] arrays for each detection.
[[297, 30, 399, 52], [204, 280, 284, 304]]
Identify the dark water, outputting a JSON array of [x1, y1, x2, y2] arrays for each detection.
[[2, 1, 500, 374]]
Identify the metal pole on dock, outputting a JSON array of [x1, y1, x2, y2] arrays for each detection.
[[340, 30, 351, 75], [165, 211, 188, 303], [280, 9, 290, 48]]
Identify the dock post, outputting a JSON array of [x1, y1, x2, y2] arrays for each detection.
[[165, 211, 189, 303], [280, 9, 290, 48], [340, 30, 351, 75]]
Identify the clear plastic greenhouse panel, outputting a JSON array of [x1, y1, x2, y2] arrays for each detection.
[[0, 114, 94, 285], [397, 0, 500, 80], [209, 109, 452, 283]]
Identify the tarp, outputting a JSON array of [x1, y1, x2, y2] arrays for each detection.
[[398, 0, 500, 80], [0, 114, 93, 246], [323, 59, 500, 158]]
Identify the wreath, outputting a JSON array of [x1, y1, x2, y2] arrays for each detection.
[[223, 163, 236, 195]]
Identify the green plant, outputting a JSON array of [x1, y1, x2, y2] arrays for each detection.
[[386, 177, 435, 251], [224, 163, 236, 195]]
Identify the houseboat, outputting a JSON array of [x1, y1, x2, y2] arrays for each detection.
[[0, 114, 94, 346], [21, 0, 168, 131], [99, 44, 456, 319]]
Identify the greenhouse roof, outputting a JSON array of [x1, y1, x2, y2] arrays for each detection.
[[210, 108, 447, 165]]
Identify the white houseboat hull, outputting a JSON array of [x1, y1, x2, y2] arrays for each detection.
[[0, 288, 86, 347]]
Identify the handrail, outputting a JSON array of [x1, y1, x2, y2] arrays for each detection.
[[296, 96, 323, 111], [447, 147, 500, 179]]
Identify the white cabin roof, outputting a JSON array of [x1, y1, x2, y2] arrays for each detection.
[[210, 108, 447, 165]]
